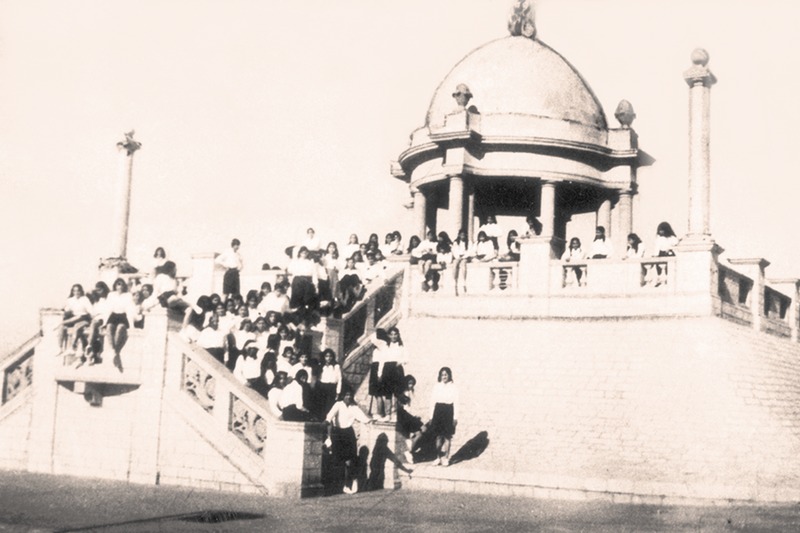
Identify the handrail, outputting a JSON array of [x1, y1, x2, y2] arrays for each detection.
[[1, 331, 41, 366], [1, 332, 40, 407]]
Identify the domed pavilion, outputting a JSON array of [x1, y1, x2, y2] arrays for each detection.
[[391, 2, 653, 257]]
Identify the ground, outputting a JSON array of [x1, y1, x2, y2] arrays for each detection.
[[1, 472, 800, 532]]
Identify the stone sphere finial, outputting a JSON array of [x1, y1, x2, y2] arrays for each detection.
[[691, 48, 709, 66], [508, 0, 536, 39], [614, 100, 636, 129]]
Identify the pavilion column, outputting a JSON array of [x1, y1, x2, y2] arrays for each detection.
[[540, 181, 556, 238], [683, 49, 716, 240], [617, 189, 633, 239], [448, 175, 465, 237], [412, 188, 427, 239], [466, 182, 475, 241], [596, 197, 612, 235]]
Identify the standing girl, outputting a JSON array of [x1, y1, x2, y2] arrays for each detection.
[[429, 366, 459, 466]]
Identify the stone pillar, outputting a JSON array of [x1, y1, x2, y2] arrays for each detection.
[[617, 189, 633, 239], [466, 183, 475, 241], [448, 175, 465, 237], [540, 181, 556, 239], [767, 278, 800, 341], [189, 252, 220, 301], [729, 258, 769, 333], [111, 131, 141, 260], [683, 49, 716, 240], [596, 197, 612, 236], [412, 189, 427, 239]]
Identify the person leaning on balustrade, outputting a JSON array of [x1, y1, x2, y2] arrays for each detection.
[[588, 226, 613, 259], [561, 237, 586, 287]]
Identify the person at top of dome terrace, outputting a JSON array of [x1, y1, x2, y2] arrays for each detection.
[[589, 226, 613, 259], [215, 238, 243, 299], [653, 222, 679, 257], [451, 83, 479, 114], [478, 215, 502, 252]]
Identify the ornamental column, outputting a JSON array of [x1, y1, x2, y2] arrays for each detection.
[[617, 188, 633, 240], [683, 49, 716, 240], [596, 197, 612, 235], [111, 131, 141, 260], [412, 188, 427, 239], [539, 181, 556, 238], [448, 175, 465, 236]]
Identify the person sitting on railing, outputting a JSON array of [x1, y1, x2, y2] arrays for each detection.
[[652, 222, 679, 286], [424, 232, 453, 292], [467, 231, 498, 263], [406, 235, 422, 263], [180, 295, 214, 343], [325, 387, 373, 494], [152, 260, 185, 310], [499, 229, 521, 262], [105, 277, 138, 372], [363, 251, 387, 285], [81, 281, 110, 367], [320, 348, 343, 414], [233, 339, 262, 386], [61, 283, 93, 356], [279, 369, 317, 422], [415, 230, 439, 290], [338, 256, 366, 312], [478, 214, 502, 253], [589, 226, 613, 259], [259, 281, 290, 320], [523, 215, 543, 239], [624, 233, 645, 259], [197, 313, 227, 366], [150, 247, 167, 280], [391, 230, 404, 255], [561, 237, 587, 287], [268, 371, 288, 417]]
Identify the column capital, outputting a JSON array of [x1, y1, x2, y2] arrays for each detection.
[[728, 257, 770, 272], [683, 48, 717, 87], [116, 130, 142, 156]]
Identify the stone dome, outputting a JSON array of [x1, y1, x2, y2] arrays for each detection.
[[426, 36, 608, 130]]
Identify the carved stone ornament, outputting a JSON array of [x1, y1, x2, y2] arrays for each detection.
[[116, 130, 142, 156], [614, 100, 637, 128], [508, 0, 536, 39], [3, 350, 34, 405], [683, 48, 717, 87], [182, 354, 215, 413], [229, 395, 268, 455]]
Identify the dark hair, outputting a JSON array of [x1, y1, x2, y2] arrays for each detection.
[[113, 277, 128, 293], [295, 369, 309, 381], [627, 233, 642, 251], [657, 221, 676, 237], [569, 237, 581, 248], [231, 238, 241, 247], [322, 348, 336, 363], [387, 326, 404, 346], [272, 371, 288, 388], [437, 366, 453, 382], [156, 260, 177, 277], [594, 226, 606, 241], [153, 247, 166, 258], [407, 235, 421, 253], [94, 281, 110, 298], [506, 229, 519, 248], [69, 283, 84, 298], [141, 283, 154, 294], [260, 281, 272, 292]]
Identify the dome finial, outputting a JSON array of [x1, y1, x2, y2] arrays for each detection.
[[508, 0, 536, 39]]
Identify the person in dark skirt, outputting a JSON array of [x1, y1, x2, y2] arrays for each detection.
[[216, 238, 243, 298], [428, 366, 459, 466], [397, 375, 424, 463], [325, 388, 373, 494]]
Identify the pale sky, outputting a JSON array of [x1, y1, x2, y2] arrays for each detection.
[[2, 0, 799, 353]]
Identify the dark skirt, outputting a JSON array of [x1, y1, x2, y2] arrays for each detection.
[[107, 312, 129, 328], [368, 362, 381, 396], [223, 268, 240, 296], [397, 405, 423, 436], [381, 361, 404, 397], [290, 276, 317, 309], [331, 426, 357, 465], [430, 402, 455, 438], [320, 382, 338, 413]]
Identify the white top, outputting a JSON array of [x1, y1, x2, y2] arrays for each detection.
[[412, 239, 437, 258], [469, 240, 497, 260], [589, 238, 614, 258], [626, 245, 646, 259], [216, 249, 243, 270], [288, 257, 318, 280], [279, 380, 304, 410], [268, 387, 283, 417], [320, 364, 343, 394], [260, 293, 290, 315], [561, 247, 586, 261], [153, 272, 178, 296], [197, 327, 226, 350], [342, 243, 360, 261], [64, 296, 93, 316], [479, 222, 502, 240], [452, 240, 468, 260], [326, 401, 370, 429], [653, 235, 679, 256], [104, 292, 137, 322], [430, 381, 459, 420], [297, 235, 321, 255], [234, 354, 262, 383]]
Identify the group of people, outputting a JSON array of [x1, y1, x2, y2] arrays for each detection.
[[562, 221, 680, 286]]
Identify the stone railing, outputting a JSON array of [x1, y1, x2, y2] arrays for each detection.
[[717, 265, 754, 327], [322, 268, 404, 363], [763, 286, 792, 338], [554, 257, 677, 293], [168, 334, 325, 496], [1, 333, 40, 409]]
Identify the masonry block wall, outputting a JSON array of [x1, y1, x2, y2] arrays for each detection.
[[401, 315, 800, 500], [0, 397, 32, 469]]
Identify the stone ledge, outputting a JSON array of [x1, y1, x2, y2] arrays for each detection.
[[404, 464, 800, 505]]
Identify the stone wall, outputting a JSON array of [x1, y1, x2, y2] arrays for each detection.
[[401, 315, 800, 501]]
